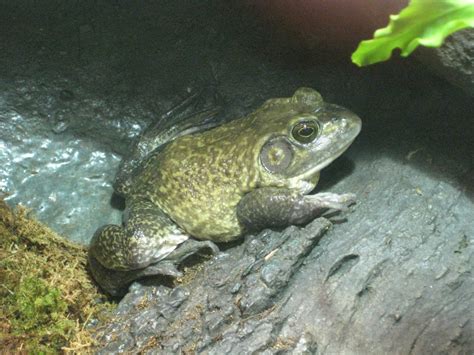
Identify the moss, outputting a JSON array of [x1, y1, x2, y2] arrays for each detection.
[[0, 198, 115, 353], [11, 277, 74, 339]]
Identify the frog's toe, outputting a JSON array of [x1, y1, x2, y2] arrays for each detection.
[[200, 240, 220, 255], [305, 192, 356, 211], [144, 260, 183, 278], [166, 239, 220, 263]]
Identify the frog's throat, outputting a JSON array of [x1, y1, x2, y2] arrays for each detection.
[[290, 137, 357, 193]]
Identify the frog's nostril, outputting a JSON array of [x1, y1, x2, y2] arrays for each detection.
[[337, 118, 348, 127]]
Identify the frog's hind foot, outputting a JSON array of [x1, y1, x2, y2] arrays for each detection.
[[165, 239, 220, 264], [88, 254, 183, 297], [88, 239, 219, 297]]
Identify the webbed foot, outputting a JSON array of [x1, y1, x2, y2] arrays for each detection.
[[88, 239, 219, 297], [237, 187, 357, 232], [304, 192, 356, 211], [165, 239, 220, 263]]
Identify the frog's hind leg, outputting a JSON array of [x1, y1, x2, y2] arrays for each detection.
[[89, 199, 188, 271], [88, 239, 219, 297], [88, 199, 219, 295], [88, 252, 184, 297]]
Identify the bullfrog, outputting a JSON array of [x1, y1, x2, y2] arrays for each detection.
[[88, 88, 362, 295]]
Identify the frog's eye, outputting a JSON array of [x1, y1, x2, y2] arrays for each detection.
[[260, 137, 293, 173], [291, 121, 319, 144]]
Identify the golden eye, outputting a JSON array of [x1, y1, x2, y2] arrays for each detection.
[[291, 121, 319, 144]]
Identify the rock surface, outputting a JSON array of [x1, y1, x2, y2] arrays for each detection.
[[416, 29, 474, 96]]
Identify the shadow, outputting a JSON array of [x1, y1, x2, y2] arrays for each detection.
[[317, 156, 356, 192], [350, 72, 474, 202], [136, 275, 175, 290], [110, 193, 125, 211]]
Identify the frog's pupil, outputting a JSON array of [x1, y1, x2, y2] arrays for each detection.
[[292, 121, 318, 143], [299, 126, 314, 137]]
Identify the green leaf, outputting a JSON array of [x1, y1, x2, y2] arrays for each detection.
[[351, 0, 474, 67]]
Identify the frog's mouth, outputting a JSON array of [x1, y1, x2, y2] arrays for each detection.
[[311, 138, 356, 172], [292, 137, 358, 195]]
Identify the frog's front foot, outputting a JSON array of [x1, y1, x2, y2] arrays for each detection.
[[305, 192, 356, 211], [237, 187, 356, 232]]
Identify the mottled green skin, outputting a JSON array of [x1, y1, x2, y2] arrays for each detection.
[[89, 88, 361, 292], [134, 122, 261, 240]]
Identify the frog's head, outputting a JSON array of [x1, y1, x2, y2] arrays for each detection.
[[254, 87, 361, 193]]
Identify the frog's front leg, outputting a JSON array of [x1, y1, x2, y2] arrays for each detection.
[[88, 198, 218, 295], [237, 187, 356, 232]]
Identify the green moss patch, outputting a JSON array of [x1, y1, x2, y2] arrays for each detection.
[[0, 198, 114, 353]]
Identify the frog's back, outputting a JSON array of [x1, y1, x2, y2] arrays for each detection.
[[130, 118, 260, 240], [114, 108, 222, 197]]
